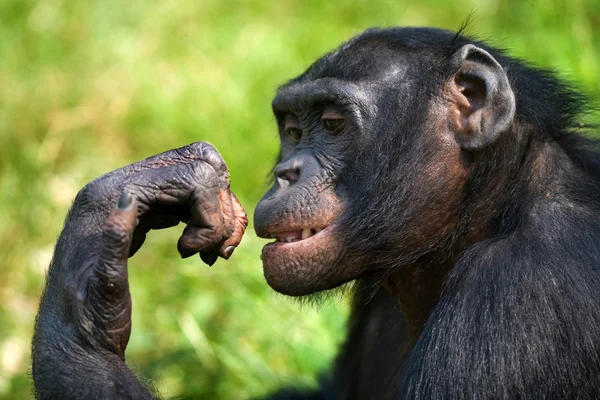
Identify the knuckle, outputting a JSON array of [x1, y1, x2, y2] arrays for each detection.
[[191, 162, 219, 188], [200, 142, 220, 161], [178, 142, 230, 186], [196, 140, 217, 153], [180, 141, 216, 158], [196, 142, 228, 171]]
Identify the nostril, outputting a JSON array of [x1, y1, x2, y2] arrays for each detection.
[[275, 166, 300, 183], [282, 168, 300, 182]]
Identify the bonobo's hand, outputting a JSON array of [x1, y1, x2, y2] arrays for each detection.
[[33, 142, 247, 399]]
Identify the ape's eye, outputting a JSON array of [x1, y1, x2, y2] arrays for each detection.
[[283, 114, 302, 141], [286, 127, 302, 141], [321, 110, 345, 134]]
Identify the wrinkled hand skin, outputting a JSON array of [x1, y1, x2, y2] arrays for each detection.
[[32, 142, 247, 400]]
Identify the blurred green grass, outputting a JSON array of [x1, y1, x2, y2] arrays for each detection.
[[0, 0, 598, 398]]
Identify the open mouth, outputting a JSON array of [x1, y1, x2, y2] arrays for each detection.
[[263, 226, 329, 243], [257, 222, 352, 295]]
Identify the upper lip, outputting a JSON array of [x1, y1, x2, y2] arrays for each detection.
[[259, 227, 327, 242]]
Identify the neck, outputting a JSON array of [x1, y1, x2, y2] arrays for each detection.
[[383, 255, 455, 345]]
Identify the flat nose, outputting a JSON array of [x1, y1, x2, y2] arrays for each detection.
[[272, 150, 321, 190], [274, 159, 301, 188]]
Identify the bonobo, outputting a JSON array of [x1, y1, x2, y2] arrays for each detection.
[[33, 27, 600, 399]]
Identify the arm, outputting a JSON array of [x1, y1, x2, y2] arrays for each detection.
[[32, 142, 247, 400]]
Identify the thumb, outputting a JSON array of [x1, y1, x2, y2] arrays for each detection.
[[94, 192, 137, 298], [88, 192, 137, 359]]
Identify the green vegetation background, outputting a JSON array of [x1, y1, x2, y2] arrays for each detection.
[[0, 0, 598, 398]]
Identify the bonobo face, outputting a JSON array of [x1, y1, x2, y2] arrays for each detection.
[[254, 77, 368, 296], [254, 30, 420, 295]]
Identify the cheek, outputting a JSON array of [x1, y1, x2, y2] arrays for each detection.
[[417, 142, 470, 238], [425, 141, 469, 193], [405, 104, 471, 241]]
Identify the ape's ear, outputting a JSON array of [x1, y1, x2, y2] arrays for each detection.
[[447, 44, 515, 151]]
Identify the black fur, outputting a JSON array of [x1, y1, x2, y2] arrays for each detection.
[[270, 27, 600, 399], [33, 26, 600, 399]]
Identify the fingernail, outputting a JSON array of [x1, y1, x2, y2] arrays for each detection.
[[117, 192, 133, 209], [223, 246, 236, 260], [200, 251, 218, 267]]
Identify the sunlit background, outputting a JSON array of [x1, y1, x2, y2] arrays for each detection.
[[0, 0, 598, 398]]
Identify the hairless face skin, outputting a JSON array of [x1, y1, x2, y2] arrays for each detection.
[[32, 27, 600, 400], [254, 79, 365, 295]]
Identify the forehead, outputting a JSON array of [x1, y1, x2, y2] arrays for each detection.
[[292, 28, 454, 82], [272, 27, 460, 115], [289, 40, 412, 90], [274, 27, 456, 106]]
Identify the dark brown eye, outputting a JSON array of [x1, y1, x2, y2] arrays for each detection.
[[323, 119, 343, 130], [286, 127, 302, 141], [321, 110, 345, 134], [283, 114, 302, 141]]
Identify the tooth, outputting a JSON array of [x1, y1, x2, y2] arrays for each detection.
[[302, 229, 312, 240], [315, 228, 323, 233], [286, 237, 295, 243]]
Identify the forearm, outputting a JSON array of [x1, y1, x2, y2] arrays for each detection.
[[32, 333, 156, 400], [32, 212, 152, 399]]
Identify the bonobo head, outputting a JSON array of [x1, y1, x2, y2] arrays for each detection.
[[254, 27, 519, 296]]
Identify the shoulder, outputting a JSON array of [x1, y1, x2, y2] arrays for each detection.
[[437, 198, 600, 322]]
